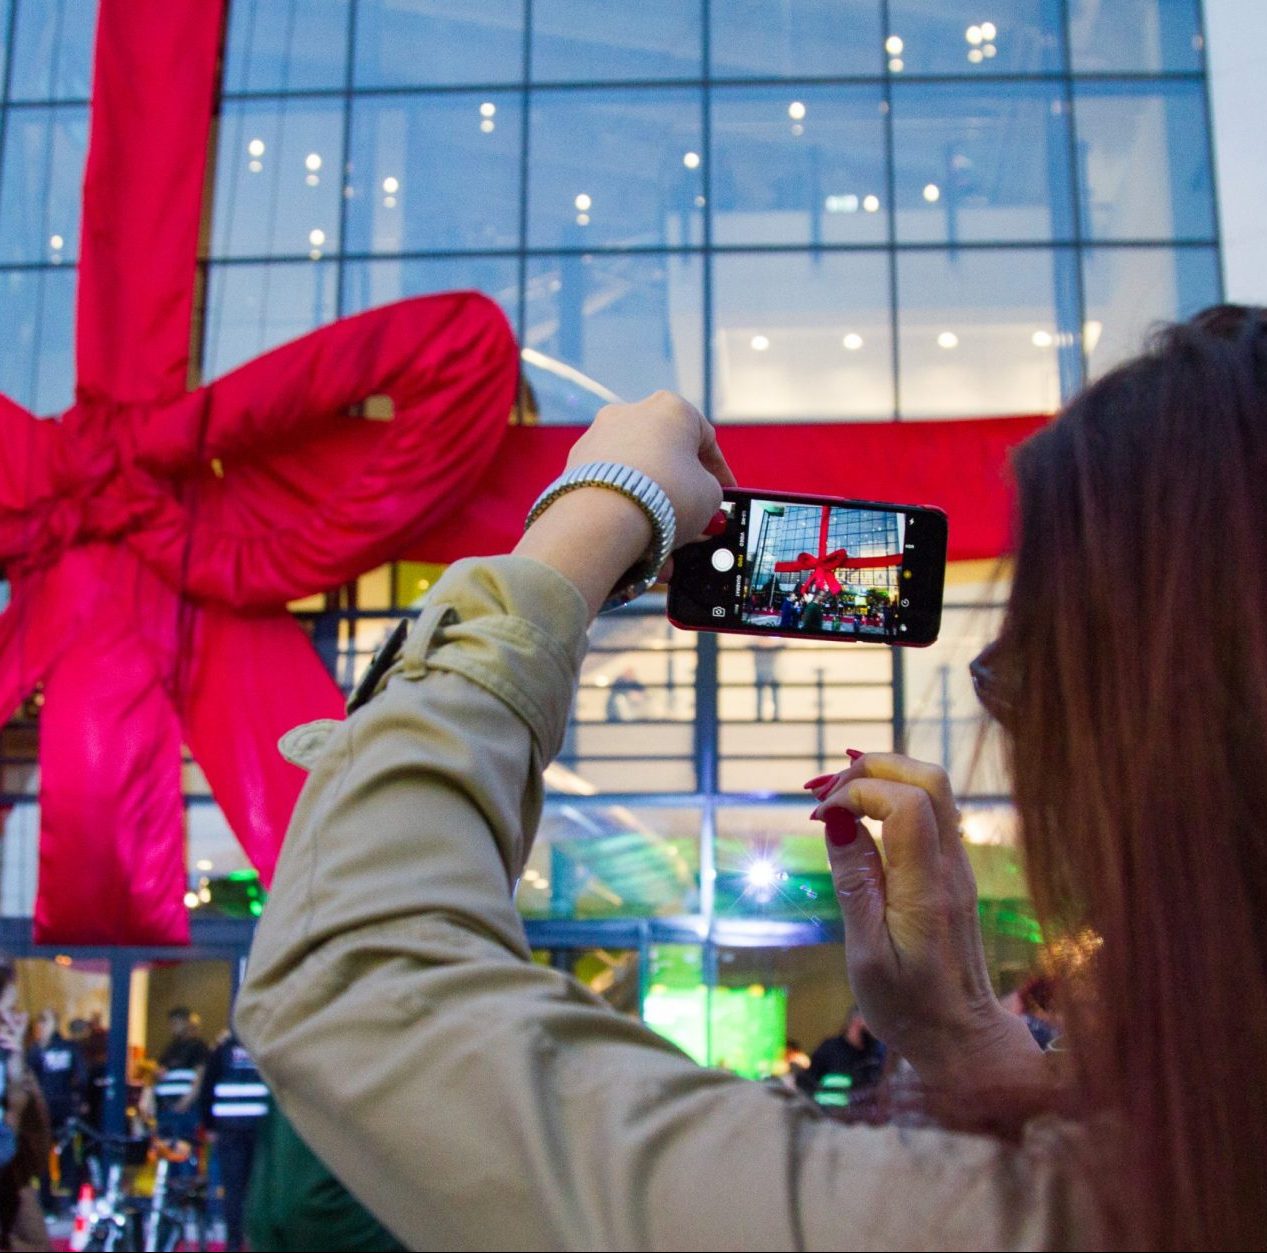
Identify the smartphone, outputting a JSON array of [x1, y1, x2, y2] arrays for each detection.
[[667, 489, 947, 646]]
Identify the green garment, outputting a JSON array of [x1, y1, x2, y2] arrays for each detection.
[[246, 1104, 405, 1252]]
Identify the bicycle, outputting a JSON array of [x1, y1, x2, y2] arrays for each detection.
[[56, 1118, 209, 1252]]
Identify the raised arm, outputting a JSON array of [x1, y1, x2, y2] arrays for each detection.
[[236, 395, 1088, 1251]]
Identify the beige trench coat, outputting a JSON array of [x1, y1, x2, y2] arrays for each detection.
[[236, 557, 1097, 1252]]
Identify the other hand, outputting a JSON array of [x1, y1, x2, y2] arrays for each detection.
[[807, 753, 1040, 1088]]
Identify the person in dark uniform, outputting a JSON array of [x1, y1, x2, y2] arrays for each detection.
[[154, 1007, 209, 1176], [799, 592, 825, 633], [205, 1032, 269, 1253], [26, 1009, 85, 1212], [798, 1007, 887, 1112]]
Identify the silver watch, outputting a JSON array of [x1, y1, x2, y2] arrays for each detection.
[[524, 461, 677, 613]]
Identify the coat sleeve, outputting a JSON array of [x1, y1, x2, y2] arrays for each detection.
[[236, 556, 1093, 1253]]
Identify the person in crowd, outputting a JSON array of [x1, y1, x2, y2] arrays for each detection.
[[751, 638, 782, 721], [776, 593, 799, 630], [238, 310, 1267, 1251], [25, 1010, 85, 1214], [1002, 975, 1060, 1051], [154, 1007, 209, 1165], [604, 667, 646, 722], [799, 591, 825, 633], [800, 1007, 886, 1110], [204, 1031, 269, 1253], [0, 964, 50, 1251]]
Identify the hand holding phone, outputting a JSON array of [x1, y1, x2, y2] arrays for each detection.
[[667, 489, 947, 646]]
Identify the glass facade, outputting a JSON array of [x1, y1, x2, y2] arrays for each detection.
[[0, 0, 1221, 1081]]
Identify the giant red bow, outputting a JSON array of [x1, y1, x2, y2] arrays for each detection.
[[773, 506, 903, 595], [0, 1, 518, 944]]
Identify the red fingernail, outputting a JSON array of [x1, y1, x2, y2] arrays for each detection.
[[845, 748, 864, 761], [825, 809, 859, 847], [802, 775, 833, 790], [704, 510, 727, 537]]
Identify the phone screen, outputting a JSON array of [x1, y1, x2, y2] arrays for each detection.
[[667, 490, 947, 646]]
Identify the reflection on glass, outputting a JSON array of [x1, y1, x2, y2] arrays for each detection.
[[222, 0, 350, 93], [528, 88, 703, 249], [346, 93, 522, 254], [0, 267, 76, 414], [202, 260, 337, 380], [553, 601, 698, 792], [354, 0, 525, 87], [891, 83, 1074, 244], [1067, 0, 1203, 72], [901, 594, 1010, 796], [210, 100, 345, 258], [0, 805, 38, 915], [8, 0, 99, 101], [518, 807, 700, 918], [0, 107, 89, 263], [532, 0, 702, 81], [717, 635, 893, 793], [341, 257, 519, 337], [715, 810, 833, 924], [710, 0, 883, 78], [1081, 245, 1220, 380], [710, 85, 887, 247], [712, 251, 893, 421], [897, 248, 1076, 416], [524, 253, 704, 417], [886, 0, 1063, 75], [1073, 83, 1215, 242]]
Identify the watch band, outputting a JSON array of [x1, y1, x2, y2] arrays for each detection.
[[524, 461, 677, 613]]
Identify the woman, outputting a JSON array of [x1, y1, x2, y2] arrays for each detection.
[[238, 308, 1266, 1251], [0, 965, 50, 1252]]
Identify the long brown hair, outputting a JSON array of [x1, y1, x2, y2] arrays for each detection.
[[998, 306, 1267, 1250]]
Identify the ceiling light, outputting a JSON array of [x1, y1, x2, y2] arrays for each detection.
[[480, 119, 495, 133], [862, 194, 880, 212], [966, 24, 984, 44], [967, 48, 985, 63], [788, 101, 806, 120], [683, 151, 701, 169], [574, 193, 592, 211], [49, 234, 64, 250], [248, 138, 265, 157], [888, 57, 904, 71], [750, 335, 771, 351], [1031, 330, 1053, 348], [305, 152, 322, 172], [382, 176, 400, 194], [937, 331, 959, 349], [308, 228, 326, 247], [480, 101, 497, 117], [923, 183, 940, 202], [981, 21, 998, 40], [885, 35, 904, 55], [842, 333, 864, 350]]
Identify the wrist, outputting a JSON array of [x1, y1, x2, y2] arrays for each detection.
[[515, 488, 652, 619], [906, 1002, 1046, 1092]]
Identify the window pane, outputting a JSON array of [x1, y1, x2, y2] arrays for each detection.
[[8, 0, 98, 101], [528, 88, 703, 249], [553, 602, 699, 792], [0, 267, 76, 414], [891, 83, 1075, 244], [885, 0, 1064, 75], [519, 807, 701, 918], [715, 809, 833, 924], [710, 0, 883, 78], [897, 249, 1076, 417], [712, 251, 894, 422], [341, 256, 519, 339], [210, 100, 346, 258], [1074, 82, 1215, 242], [346, 93, 522, 254], [901, 573, 1009, 796], [1068, 0, 1203, 72], [718, 634, 894, 793], [354, 0, 525, 87], [0, 106, 88, 263], [202, 260, 337, 380], [531, 0, 702, 82], [710, 85, 887, 247], [524, 252, 704, 416], [1081, 245, 1220, 380], [222, 0, 350, 93]]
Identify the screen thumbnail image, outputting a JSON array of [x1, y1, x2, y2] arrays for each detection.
[[741, 501, 906, 638]]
